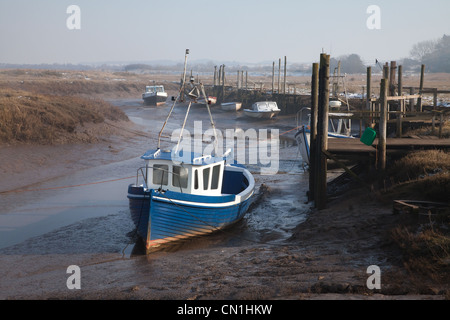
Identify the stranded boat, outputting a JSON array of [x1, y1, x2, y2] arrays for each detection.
[[295, 104, 354, 165], [243, 101, 280, 119], [128, 50, 255, 253], [142, 85, 168, 106], [221, 102, 242, 111]]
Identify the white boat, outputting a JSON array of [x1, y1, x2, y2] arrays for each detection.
[[142, 85, 168, 106], [243, 101, 281, 119], [221, 102, 242, 111]]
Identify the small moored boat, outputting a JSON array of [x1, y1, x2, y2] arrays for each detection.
[[142, 85, 168, 106], [221, 102, 242, 111], [243, 101, 280, 119], [295, 105, 354, 165]]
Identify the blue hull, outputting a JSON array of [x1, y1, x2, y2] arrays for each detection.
[[127, 187, 253, 252]]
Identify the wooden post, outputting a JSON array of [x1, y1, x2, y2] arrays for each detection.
[[389, 61, 397, 96], [214, 66, 217, 87], [409, 87, 415, 112], [432, 112, 436, 135], [398, 65, 403, 97], [379, 79, 388, 170], [237, 70, 240, 89], [222, 65, 225, 100], [278, 58, 281, 94], [439, 112, 443, 139], [309, 63, 319, 202], [315, 54, 330, 210], [245, 71, 248, 90], [433, 88, 438, 108], [417, 64, 425, 112], [283, 56, 287, 95], [383, 63, 389, 81], [272, 61, 275, 94]]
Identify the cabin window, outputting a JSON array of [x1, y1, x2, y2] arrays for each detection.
[[194, 169, 199, 190], [152, 164, 168, 186], [203, 167, 210, 190], [173, 165, 188, 189], [211, 165, 221, 190]]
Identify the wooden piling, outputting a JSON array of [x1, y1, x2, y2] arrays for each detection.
[[389, 61, 397, 96], [315, 53, 330, 210], [283, 56, 287, 95], [398, 65, 403, 97], [409, 87, 415, 112], [417, 64, 425, 112], [309, 63, 319, 202], [379, 78, 388, 170], [366, 67, 372, 123], [272, 61, 275, 93], [214, 66, 217, 87]]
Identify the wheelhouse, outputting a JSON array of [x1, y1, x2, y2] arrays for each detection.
[[139, 149, 225, 196]]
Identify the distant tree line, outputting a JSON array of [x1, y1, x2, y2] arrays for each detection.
[[330, 54, 366, 74], [410, 34, 450, 73]]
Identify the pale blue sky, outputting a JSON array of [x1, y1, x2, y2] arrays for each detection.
[[0, 0, 449, 65]]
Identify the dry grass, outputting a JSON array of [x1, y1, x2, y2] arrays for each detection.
[[0, 69, 181, 98], [380, 150, 450, 289], [388, 150, 450, 183], [391, 222, 450, 284], [0, 89, 128, 144]]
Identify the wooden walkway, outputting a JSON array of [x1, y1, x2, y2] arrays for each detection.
[[328, 138, 450, 156]]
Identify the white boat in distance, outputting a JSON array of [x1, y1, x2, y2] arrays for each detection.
[[243, 101, 281, 119], [221, 102, 242, 111], [142, 85, 168, 106]]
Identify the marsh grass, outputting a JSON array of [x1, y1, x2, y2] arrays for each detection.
[[0, 89, 128, 144], [384, 150, 450, 286]]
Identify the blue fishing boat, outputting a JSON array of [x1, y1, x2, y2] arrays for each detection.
[[127, 50, 255, 253]]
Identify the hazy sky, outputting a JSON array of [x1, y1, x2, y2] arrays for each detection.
[[0, 0, 449, 65]]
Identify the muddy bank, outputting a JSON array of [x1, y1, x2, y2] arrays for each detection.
[[0, 99, 448, 300]]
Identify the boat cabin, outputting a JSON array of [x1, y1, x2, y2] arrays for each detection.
[[251, 101, 280, 112], [144, 85, 165, 94], [140, 149, 225, 196]]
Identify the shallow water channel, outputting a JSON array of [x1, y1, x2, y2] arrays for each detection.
[[0, 100, 311, 256]]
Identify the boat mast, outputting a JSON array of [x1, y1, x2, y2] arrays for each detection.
[[158, 49, 190, 150], [158, 49, 219, 157]]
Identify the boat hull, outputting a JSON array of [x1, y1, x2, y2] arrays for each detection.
[[142, 93, 168, 106], [127, 167, 254, 253], [243, 109, 280, 119], [221, 102, 242, 111]]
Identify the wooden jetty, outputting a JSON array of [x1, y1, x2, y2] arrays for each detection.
[[308, 54, 450, 210], [328, 137, 450, 157]]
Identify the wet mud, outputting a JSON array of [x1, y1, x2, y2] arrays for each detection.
[[0, 99, 446, 300]]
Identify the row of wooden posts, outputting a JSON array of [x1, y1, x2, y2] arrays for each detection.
[[213, 57, 290, 93], [309, 55, 413, 210]]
